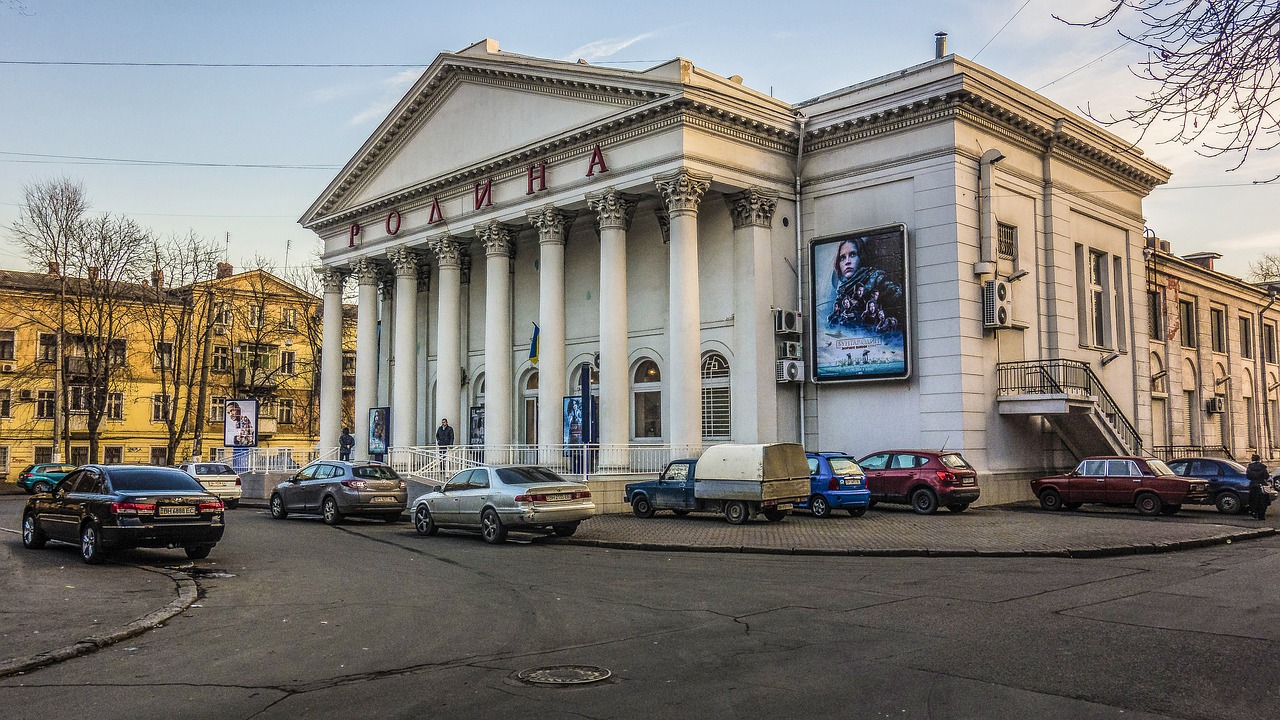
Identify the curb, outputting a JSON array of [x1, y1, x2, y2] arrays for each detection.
[[0, 563, 200, 679]]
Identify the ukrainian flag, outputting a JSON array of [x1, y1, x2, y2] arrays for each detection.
[[528, 322, 540, 365]]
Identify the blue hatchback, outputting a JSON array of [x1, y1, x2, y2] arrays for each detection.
[[796, 452, 872, 518], [1166, 456, 1274, 515]]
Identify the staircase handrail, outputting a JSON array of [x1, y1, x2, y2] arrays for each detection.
[[996, 359, 1142, 454]]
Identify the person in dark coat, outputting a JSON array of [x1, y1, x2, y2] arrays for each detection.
[[435, 418, 455, 447], [1246, 453, 1271, 521], [338, 427, 355, 461]]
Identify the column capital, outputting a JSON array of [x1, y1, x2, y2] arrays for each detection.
[[316, 266, 349, 293], [352, 257, 381, 286], [476, 220, 517, 259], [726, 187, 779, 229], [586, 188, 641, 231], [386, 246, 423, 278], [427, 235, 469, 269], [527, 205, 576, 245], [654, 168, 712, 216], [653, 208, 671, 244]]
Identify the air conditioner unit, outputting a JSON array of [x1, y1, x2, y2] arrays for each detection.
[[1205, 396, 1226, 414], [982, 280, 1014, 329], [775, 359, 804, 383], [18, 390, 32, 401], [774, 308, 801, 335], [779, 341, 802, 360], [0, 363, 13, 373]]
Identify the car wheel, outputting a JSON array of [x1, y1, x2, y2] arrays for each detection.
[[225, 499, 239, 510], [269, 494, 288, 519], [552, 522, 580, 537], [1215, 491, 1244, 515], [809, 494, 831, 518], [847, 507, 867, 518], [481, 508, 508, 544], [946, 503, 970, 513], [1160, 503, 1181, 516], [21, 513, 47, 549], [80, 522, 104, 565], [631, 495, 655, 519], [910, 488, 939, 515], [1063, 502, 1083, 510], [672, 509, 691, 516], [413, 504, 438, 536], [1038, 489, 1064, 512], [33, 481, 52, 494], [1135, 492, 1163, 516], [762, 508, 787, 522], [184, 546, 212, 560], [724, 501, 749, 525], [322, 496, 344, 526]]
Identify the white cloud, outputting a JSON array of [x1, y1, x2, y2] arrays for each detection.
[[345, 68, 426, 127], [563, 32, 656, 62]]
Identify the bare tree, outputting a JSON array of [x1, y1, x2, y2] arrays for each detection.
[[284, 244, 327, 439], [1250, 252, 1280, 283], [1062, 0, 1280, 178]]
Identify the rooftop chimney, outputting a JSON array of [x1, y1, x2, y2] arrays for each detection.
[[216, 262, 234, 279], [151, 268, 164, 287], [935, 32, 948, 59], [87, 266, 100, 282], [1182, 252, 1222, 272], [47, 261, 60, 276]]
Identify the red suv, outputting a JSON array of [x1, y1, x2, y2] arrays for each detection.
[[856, 450, 980, 514]]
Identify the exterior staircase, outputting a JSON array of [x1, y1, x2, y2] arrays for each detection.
[[995, 359, 1142, 459]]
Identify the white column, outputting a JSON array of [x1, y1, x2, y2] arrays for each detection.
[[529, 206, 573, 462], [428, 236, 466, 443], [317, 267, 348, 454], [727, 188, 779, 443], [388, 247, 421, 450], [587, 189, 639, 462], [478, 221, 516, 455], [352, 258, 381, 461], [655, 168, 712, 454]]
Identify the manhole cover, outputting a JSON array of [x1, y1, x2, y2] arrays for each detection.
[[516, 665, 611, 686]]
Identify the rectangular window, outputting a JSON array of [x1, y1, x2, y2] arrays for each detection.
[[1266, 323, 1278, 364], [1112, 257, 1127, 352], [279, 398, 295, 425], [0, 330, 14, 361], [69, 385, 90, 412], [212, 345, 231, 372], [36, 390, 55, 419], [1148, 290, 1163, 340], [1209, 307, 1227, 353], [209, 395, 226, 423], [1241, 316, 1255, 359], [1179, 300, 1197, 348], [70, 446, 89, 466], [634, 391, 661, 438], [150, 447, 169, 466], [0, 389, 10, 418], [215, 303, 232, 326], [997, 223, 1017, 260], [37, 333, 56, 362], [247, 305, 264, 328], [154, 340, 174, 368], [281, 307, 297, 330], [151, 393, 170, 423], [34, 446, 53, 464], [342, 351, 356, 375], [103, 446, 123, 465], [701, 387, 731, 440], [107, 392, 123, 421], [0, 445, 9, 473], [281, 350, 296, 375]]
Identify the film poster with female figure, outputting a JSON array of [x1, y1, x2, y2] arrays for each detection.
[[810, 224, 910, 382]]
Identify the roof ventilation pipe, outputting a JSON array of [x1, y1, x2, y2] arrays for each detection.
[[935, 32, 948, 59]]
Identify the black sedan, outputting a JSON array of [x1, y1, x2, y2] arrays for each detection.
[[1166, 456, 1277, 514], [21, 465, 226, 564]]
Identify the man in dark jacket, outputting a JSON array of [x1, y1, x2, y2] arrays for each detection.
[[435, 418, 455, 447], [1246, 454, 1271, 521], [338, 427, 355, 461]]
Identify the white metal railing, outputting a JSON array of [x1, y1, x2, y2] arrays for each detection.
[[209, 446, 333, 473], [386, 443, 705, 483]]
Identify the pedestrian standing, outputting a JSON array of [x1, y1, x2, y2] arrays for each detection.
[[339, 427, 355, 461], [1246, 453, 1271, 521], [435, 418, 455, 447]]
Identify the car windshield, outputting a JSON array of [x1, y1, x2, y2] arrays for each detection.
[[496, 467, 571, 486], [938, 454, 972, 470], [1146, 459, 1176, 477], [352, 465, 401, 480], [827, 457, 864, 476], [197, 464, 236, 475], [109, 468, 206, 492]]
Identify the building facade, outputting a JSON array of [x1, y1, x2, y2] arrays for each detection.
[[303, 39, 1170, 503]]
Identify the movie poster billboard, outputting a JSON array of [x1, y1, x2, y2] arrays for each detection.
[[810, 224, 911, 382], [224, 398, 259, 447], [368, 407, 390, 456], [469, 406, 485, 445]]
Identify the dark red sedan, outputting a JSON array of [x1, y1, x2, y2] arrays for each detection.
[[1030, 456, 1209, 516]]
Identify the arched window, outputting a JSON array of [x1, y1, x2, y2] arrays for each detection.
[[521, 372, 538, 445], [632, 359, 661, 439], [701, 353, 731, 441]]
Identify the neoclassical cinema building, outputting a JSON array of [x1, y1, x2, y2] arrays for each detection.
[[302, 38, 1174, 503]]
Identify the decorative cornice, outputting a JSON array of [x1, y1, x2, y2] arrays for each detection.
[[654, 168, 712, 216], [527, 205, 575, 245], [317, 267, 349, 294], [586, 188, 641, 232], [726, 187, 779, 229], [427, 235, 469, 269], [476, 220, 517, 259], [387, 246, 422, 278], [352, 258, 381, 286]]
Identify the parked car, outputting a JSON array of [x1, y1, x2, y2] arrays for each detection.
[[176, 462, 243, 508], [1166, 456, 1278, 514], [856, 450, 980, 514], [269, 460, 407, 525], [1030, 456, 1209, 516], [16, 463, 78, 494], [21, 464, 225, 564], [623, 444, 809, 524], [797, 452, 872, 518], [411, 465, 594, 543]]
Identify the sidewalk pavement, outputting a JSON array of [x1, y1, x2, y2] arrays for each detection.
[[1, 493, 1274, 680]]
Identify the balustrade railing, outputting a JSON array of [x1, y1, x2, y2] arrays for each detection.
[[1150, 444, 1236, 462], [387, 443, 703, 483], [996, 359, 1142, 455]]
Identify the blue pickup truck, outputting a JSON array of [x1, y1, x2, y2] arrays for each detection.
[[623, 443, 810, 524]]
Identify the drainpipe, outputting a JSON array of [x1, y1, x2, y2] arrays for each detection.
[[794, 111, 808, 446], [974, 148, 1004, 278]]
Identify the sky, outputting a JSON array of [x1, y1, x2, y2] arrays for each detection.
[[1, 0, 1276, 279]]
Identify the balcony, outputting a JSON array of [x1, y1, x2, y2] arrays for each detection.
[[995, 359, 1142, 458], [236, 367, 278, 391]]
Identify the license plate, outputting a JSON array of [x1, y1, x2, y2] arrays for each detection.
[[372, 496, 397, 503], [546, 493, 571, 502], [157, 506, 196, 517]]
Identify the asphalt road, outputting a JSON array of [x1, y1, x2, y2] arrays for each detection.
[[2, 502, 1278, 720]]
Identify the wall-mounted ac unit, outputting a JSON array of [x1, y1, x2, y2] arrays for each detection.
[[1205, 396, 1226, 414], [982, 280, 1014, 329], [0, 363, 13, 373], [779, 341, 802, 360], [774, 308, 801, 335], [775, 359, 804, 383], [18, 390, 32, 401]]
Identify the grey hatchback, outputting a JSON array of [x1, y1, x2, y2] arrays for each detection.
[[269, 461, 407, 525]]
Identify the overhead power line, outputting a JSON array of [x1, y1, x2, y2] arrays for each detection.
[[973, 0, 1034, 60], [0, 60, 427, 68], [0, 151, 338, 170]]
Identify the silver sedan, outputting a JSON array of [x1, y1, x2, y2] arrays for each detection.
[[270, 461, 407, 525], [411, 465, 595, 544]]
